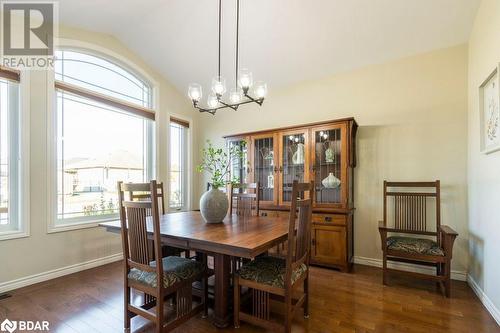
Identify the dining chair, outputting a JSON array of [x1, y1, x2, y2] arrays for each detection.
[[229, 182, 260, 217], [129, 181, 166, 214], [233, 180, 314, 333], [128, 182, 187, 258], [228, 182, 260, 275], [378, 181, 458, 297], [118, 181, 208, 332]]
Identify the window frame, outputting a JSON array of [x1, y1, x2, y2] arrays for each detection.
[[168, 116, 190, 212], [47, 40, 159, 233], [0, 70, 30, 241]]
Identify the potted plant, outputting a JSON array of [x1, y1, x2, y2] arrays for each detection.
[[197, 140, 245, 223]]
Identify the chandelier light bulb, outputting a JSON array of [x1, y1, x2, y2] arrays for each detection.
[[229, 88, 243, 104], [238, 68, 253, 90], [207, 94, 219, 109], [212, 76, 226, 96], [295, 137, 299, 142], [188, 83, 202, 102], [323, 133, 328, 140], [254, 81, 267, 99]]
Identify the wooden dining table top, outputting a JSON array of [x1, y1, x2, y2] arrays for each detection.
[[99, 211, 290, 258]]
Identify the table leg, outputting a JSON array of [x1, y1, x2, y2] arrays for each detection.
[[213, 253, 231, 328]]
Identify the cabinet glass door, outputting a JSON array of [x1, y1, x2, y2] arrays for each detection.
[[311, 125, 346, 207], [228, 138, 249, 184], [279, 131, 309, 205], [253, 134, 278, 204]]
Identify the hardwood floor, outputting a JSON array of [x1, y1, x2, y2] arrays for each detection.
[[0, 261, 498, 333]]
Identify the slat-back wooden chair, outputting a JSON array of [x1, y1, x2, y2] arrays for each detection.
[[378, 180, 458, 297], [234, 180, 314, 333], [229, 182, 260, 217], [228, 182, 260, 273], [129, 182, 165, 214], [128, 182, 187, 258], [118, 181, 208, 332]]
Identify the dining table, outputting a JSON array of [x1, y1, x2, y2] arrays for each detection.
[[99, 210, 290, 328]]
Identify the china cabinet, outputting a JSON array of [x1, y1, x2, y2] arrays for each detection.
[[225, 117, 357, 272]]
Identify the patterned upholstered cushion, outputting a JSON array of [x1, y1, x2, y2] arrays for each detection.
[[128, 256, 204, 288], [237, 256, 307, 288], [387, 236, 444, 256]]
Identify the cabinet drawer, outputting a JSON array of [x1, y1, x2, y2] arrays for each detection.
[[311, 224, 346, 266], [312, 214, 346, 225]]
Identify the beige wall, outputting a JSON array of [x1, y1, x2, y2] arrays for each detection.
[[198, 44, 469, 274], [467, 0, 500, 315], [0, 26, 199, 286]]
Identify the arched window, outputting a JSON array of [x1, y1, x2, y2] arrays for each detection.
[[53, 49, 155, 226]]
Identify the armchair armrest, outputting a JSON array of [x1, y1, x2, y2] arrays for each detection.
[[440, 225, 458, 258], [378, 221, 388, 251], [440, 225, 458, 236]]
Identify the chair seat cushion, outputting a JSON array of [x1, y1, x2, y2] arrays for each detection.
[[237, 256, 307, 288], [128, 256, 204, 288], [387, 236, 444, 256]]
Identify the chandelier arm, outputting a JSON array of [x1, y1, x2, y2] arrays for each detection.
[[243, 93, 265, 105], [218, 100, 239, 111]]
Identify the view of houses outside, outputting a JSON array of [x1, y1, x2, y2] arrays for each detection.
[[57, 93, 149, 221]]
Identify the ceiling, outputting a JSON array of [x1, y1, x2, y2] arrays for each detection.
[[58, 0, 480, 97]]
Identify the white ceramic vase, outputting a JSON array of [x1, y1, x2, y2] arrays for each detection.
[[322, 172, 341, 189], [199, 188, 228, 223], [292, 143, 305, 165]]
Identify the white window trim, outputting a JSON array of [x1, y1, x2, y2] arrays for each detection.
[[0, 71, 30, 241], [167, 113, 193, 213], [47, 39, 159, 233]]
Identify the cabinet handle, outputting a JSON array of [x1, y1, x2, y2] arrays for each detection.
[[273, 166, 278, 173], [311, 238, 316, 246], [279, 166, 283, 173], [324, 216, 332, 222]]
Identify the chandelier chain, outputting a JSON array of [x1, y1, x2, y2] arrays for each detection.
[[218, 0, 221, 78], [235, 0, 239, 89]]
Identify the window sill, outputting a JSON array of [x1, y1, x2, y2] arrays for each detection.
[[0, 229, 30, 241], [47, 217, 120, 234]]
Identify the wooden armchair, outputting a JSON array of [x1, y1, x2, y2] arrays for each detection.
[[234, 180, 313, 333], [378, 181, 458, 297]]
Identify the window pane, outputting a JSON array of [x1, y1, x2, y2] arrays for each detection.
[[55, 50, 151, 108], [169, 122, 188, 210], [56, 92, 153, 222], [0, 78, 21, 232]]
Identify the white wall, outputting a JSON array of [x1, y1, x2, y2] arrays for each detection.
[[0, 26, 200, 287], [198, 44, 469, 274], [467, 0, 500, 322]]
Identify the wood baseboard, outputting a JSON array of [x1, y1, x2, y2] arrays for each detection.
[[353, 256, 467, 281], [0, 253, 123, 293]]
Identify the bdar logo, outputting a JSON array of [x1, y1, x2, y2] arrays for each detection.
[[0, 319, 17, 333]]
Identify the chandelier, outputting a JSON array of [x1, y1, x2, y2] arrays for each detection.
[[187, 0, 267, 115]]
